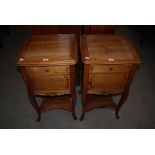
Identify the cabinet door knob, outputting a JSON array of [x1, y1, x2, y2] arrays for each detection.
[[108, 58, 115, 62], [85, 57, 90, 60], [19, 58, 24, 61], [43, 58, 49, 61]]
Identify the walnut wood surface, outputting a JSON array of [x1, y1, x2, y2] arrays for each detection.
[[40, 95, 72, 112], [29, 75, 70, 93], [80, 35, 141, 64], [89, 74, 128, 91], [80, 34, 141, 121], [29, 26, 80, 54], [25, 66, 69, 75], [85, 95, 116, 112], [17, 34, 77, 66], [29, 25, 81, 85], [17, 34, 77, 121], [29, 26, 115, 85], [90, 64, 131, 73]]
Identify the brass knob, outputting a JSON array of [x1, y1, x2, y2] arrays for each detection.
[[19, 58, 24, 61], [43, 58, 49, 61], [108, 58, 115, 62]]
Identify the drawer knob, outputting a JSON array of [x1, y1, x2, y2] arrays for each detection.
[[43, 58, 49, 61], [109, 67, 113, 71], [19, 58, 24, 61], [108, 58, 115, 62], [85, 57, 90, 60], [46, 69, 49, 72]]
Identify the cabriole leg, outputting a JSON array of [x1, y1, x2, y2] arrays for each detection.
[[28, 91, 41, 121], [80, 94, 87, 121], [115, 90, 129, 119], [72, 94, 77, 120]]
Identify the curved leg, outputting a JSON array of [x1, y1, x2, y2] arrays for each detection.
[[37, 113, 41, 122], [69, 65, 77, 120], [72, 108, 77, 120], [115, 108, 120, 119], [80, 107, 85, 121], [115, 90, 129, 119], [28, 91, 41, 121], [72, 94, 77, 120], [80, 95, 86, 121]]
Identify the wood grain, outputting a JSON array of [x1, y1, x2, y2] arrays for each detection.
[[40, 95, 72, 112], [85, 95, 116, 112], [16, 34, 77, 66], [80, 35, 141, 64], [25, 66, 69, 76], [80, 34, 141, 121], [16, 34, 78, 121]]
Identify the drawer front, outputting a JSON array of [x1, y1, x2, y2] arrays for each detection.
[[29, 75, 70, 92], [89, 74, 128, 90], [90, 64, 131, 73], [26, 66, 69, 76]]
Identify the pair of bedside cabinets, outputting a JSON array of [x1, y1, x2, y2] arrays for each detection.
[[16, 34, 141, 121]]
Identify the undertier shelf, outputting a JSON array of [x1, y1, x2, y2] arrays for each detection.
[[85, 95, 117, 112], [39, 95, 72, 112]]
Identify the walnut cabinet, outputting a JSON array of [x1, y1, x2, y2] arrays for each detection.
[[16, 34, 77, 121], [80, 35, 141, 120], [16, 33, 141, 121]]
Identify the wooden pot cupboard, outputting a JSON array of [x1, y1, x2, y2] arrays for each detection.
[[16, 34, 78, 121], [16, 32, 141, 122], [80, 35, 141, 121]]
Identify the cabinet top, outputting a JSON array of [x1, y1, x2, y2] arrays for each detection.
[[80, 35, 141, 64], [16, 34, 77, 66]]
